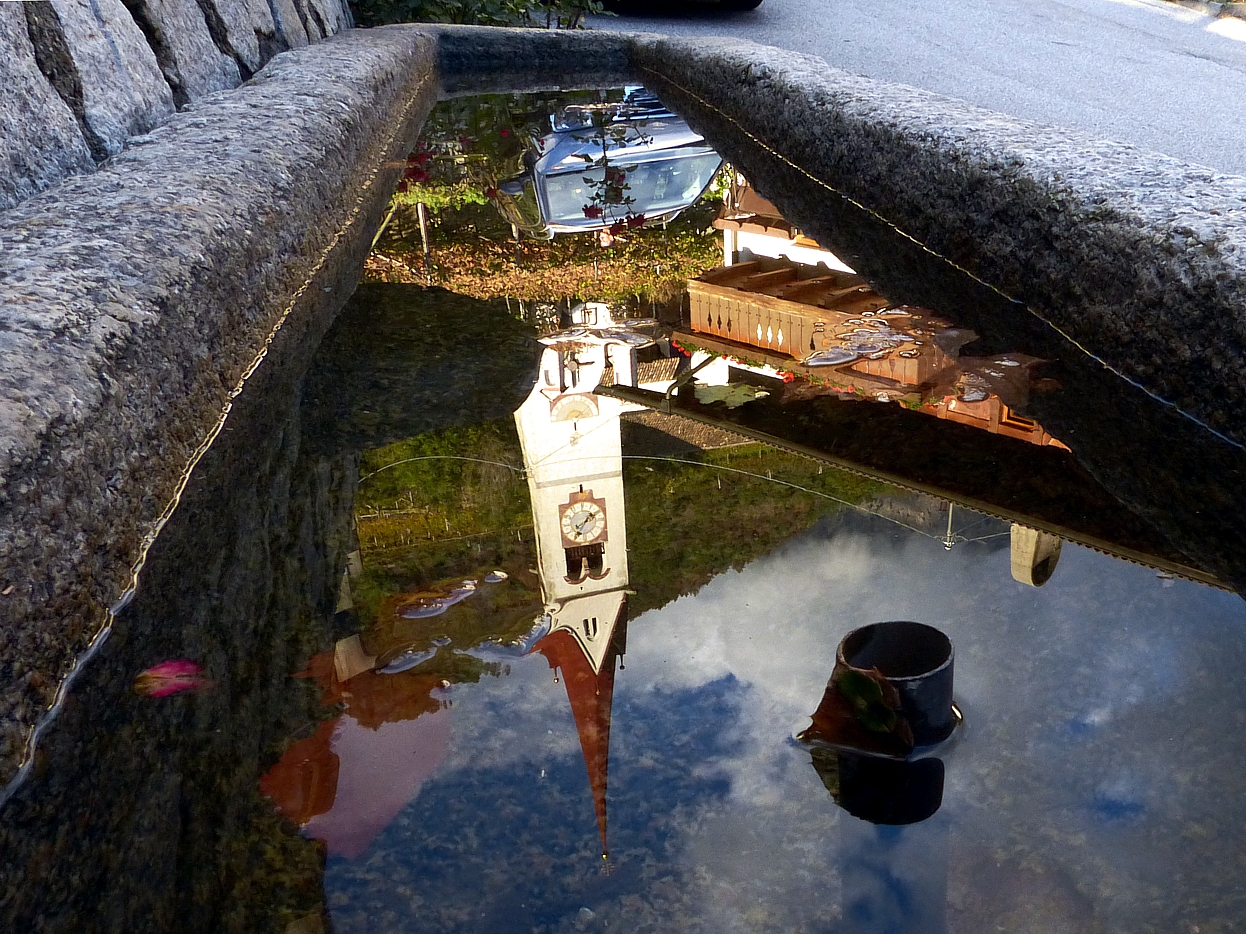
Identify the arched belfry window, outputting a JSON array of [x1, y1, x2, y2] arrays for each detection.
[[565, 543, 605, 582]]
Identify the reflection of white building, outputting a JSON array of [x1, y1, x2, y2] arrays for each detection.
[[716, 179, 854, 273], [516, 348, 629, 631], [514, 305, 675, 627], [513, 306, 677, 857]]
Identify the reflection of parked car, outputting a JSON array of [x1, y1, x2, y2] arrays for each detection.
[[494, 87, 723, 238]]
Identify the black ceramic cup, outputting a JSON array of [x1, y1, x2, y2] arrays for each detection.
[[837, 620, 955, 746]]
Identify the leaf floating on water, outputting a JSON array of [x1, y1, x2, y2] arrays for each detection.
[[834, 666, 903, 734], [134, 660, 212, 697], [378, 648, 438, 674], [804, 347, 859, 367], [693, 383, 770, 409]]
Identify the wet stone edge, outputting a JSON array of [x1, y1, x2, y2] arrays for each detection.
[[0, 28, 438, 787]]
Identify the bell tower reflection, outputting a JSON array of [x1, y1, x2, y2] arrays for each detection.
[[532, 599, 628, 859], [514, 312, 665, 858]]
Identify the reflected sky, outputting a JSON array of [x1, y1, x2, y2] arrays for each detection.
[[322, 505, 1246, 933], [315, 88, 1246, 932]]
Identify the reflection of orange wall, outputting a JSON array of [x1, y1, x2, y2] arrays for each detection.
[[259, 719, 340, 826], [327, 669, 447, 731], [260, 647, 454, 854], [849, 347, 954, 388], [298, 647, 448, 730], [923, 396, 1069, 449]]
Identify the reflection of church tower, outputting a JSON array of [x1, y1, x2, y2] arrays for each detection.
[[515, 325, 647, 859], [533, 603, 628, 857], [515, 340, 632, 607]]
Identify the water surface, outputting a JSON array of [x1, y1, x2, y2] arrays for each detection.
[[1, 86, 1244, 934]]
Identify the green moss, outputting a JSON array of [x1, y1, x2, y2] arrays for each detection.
[[355, 424, 887, 626]]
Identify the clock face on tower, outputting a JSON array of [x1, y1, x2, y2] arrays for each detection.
[[550, 393, 599, 423], [559, 491, 608, 546]]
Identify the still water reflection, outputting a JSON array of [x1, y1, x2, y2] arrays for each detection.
[[2, 87, 1246, 934]]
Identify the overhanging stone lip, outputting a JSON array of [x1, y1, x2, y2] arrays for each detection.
[[622, 33, 1246, 444], [0, 26, 438, 787], [427, 23, 641, 94]]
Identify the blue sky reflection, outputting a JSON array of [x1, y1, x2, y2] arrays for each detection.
[[324, 514, 1246, 933]]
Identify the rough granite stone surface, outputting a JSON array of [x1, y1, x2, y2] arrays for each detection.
[[0, 26, 438, 786], [269, 0, 311, 52], [433, 24, 635, 95], [0, 5, 95, 211], [301, 0, 350, 38], [49, 0, 176, 156], [625, 35, 1246, 444], [293, 0, 324, 41], [119, 0, 241, 107], [196, 0, 280, 77]]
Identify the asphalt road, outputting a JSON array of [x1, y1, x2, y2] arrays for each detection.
[[590, 0, 1246, 175]]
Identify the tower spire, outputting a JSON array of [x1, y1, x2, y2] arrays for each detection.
[[533, 600, 628, 857]]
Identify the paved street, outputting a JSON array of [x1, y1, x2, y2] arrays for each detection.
[[591, 0, 1246, 175]]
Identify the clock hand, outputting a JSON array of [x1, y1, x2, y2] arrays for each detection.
[[574, 513, 593, 534]]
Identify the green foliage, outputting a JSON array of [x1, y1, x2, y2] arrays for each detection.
[[353, 420, 535, 622], [693, 382, 772, 409], [392, 181, 488, 214], [834, 668, 899, 733], [809, 747, 841, 799], [832, 665, 915, 748], [350, 0, 607, 28], [375, 195, 723, 306], [358, 420, 530, 536]]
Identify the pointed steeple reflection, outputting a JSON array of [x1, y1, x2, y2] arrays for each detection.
[[514, 303, 674, 860], [533, 601, 628, 858]]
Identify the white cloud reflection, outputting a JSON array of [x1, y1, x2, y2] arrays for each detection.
[[327, 514, 1246, 933], [617, 519, 1246, 932]]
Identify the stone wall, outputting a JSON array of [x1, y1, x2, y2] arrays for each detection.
[[0, 27, 436, 787], [0, 0, 352, 212]]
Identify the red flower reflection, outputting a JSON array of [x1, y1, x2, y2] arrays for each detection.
[[134, 660, 212, 697]]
